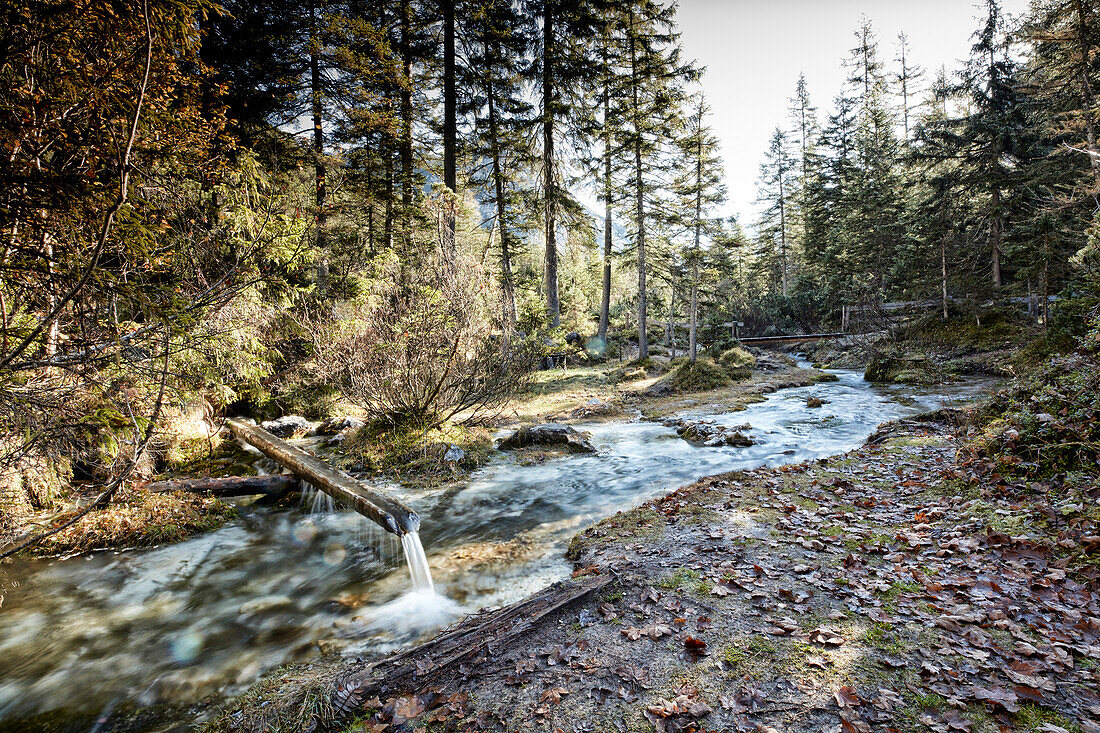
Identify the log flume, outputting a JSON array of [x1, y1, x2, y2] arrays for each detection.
[[226, 418, 419, 535]]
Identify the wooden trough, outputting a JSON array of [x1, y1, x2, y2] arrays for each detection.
[[226, 418, 419, 535]]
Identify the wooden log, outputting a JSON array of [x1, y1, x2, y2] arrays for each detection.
[[226, 418, 418, 535], [145, 475, 300, 498], [318, 574, 612, 727]]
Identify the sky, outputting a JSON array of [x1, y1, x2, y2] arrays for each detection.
[[675, 0, 1032, 227]]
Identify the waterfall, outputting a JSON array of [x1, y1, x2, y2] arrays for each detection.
[[400, 530, 434, 592]]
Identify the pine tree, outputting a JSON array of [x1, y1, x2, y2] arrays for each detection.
[[893, 32, 925, 149], [673, 94, 727, 362], [620, 0, 695, 358], [754, 128, 796, 296], [461, 0, 537, 336]]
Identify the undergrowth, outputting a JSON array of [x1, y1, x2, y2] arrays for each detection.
[[342, 421, 493, 487], [25, 487, 237, 557]]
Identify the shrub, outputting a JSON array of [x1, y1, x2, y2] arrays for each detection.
[[314, 254, 535, 430]]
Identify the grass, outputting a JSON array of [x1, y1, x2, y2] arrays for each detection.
[[721, 636, 820, 679], [24, 487, 237, 558], [343, 421, 493, 487], [860, 621, 907, 655]]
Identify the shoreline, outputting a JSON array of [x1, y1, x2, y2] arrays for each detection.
[[204, 411, 1100, 733]]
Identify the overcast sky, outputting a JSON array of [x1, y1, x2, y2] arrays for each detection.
[[675, 0, 1032, 227]]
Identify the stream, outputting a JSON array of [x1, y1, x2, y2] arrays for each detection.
[[0, 368, 995, 727]]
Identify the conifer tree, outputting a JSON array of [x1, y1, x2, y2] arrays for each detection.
[[755, 128, 796, 296], [620, 0, 694, 358], [673, 95, 726, 362]]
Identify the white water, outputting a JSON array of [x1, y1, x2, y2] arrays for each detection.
[[400, 530, 434, 593]]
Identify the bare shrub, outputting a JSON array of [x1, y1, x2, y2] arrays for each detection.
[[314, 254, 535, 430]]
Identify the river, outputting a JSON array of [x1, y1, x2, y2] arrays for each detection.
[[0, 368, 994, 728]]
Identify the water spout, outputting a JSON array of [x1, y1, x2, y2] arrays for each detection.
[[400, 531, 434, 593]]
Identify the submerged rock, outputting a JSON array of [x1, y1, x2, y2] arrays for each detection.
[[662, 417, 755, 448], [261, 415, 311, 439], [498, 423, 597, 454]]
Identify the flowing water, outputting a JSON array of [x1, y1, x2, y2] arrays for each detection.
[[0, 368, 995, 726]]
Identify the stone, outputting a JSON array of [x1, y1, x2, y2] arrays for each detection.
[[806, 397, 824, 408], [316, 416, 366, 436], [260, 415, 312, 439], [724, 431, 754, 447], [444, 445, 466, 463], [498, 424, 597, 454]]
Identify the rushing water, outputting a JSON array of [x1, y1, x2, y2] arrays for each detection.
[[0, 368, 995, 726]]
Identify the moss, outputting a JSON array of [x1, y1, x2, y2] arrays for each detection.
[[1014, 704, 1081, 732], [721, 636, 817, 678], [667, 359, 731, 392], [343, 422, 493, 487], [718, 347, 757, 379], [861, 621, 907, 655], [655, 567, 703, 590], [25, 487, 237, 558]]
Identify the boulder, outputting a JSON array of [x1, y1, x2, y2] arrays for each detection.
[[724, 431, 754, 447], [498, 424, 597, 454], [261, 415, 312, 439], [444, 445, 466, 463], [806, 397, 824, 408], [864, 354, 937, 384], [316, 416, 366, 436]]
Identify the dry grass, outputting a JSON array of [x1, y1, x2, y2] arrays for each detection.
[[21, 486, 237, 557]]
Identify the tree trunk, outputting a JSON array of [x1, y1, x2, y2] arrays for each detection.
[[629, 18, 647, 360], [227, 419, 418, 535], [442, 0, 457, 261], [778, 170, 788, 297], [598, 70, 613, 345], [400, 0, 414, 278], [990, 186, 1002, 288], [146, 475, 300, 498], [941, 234, 948, 321], [542, 1, 560, 328], [689, 259, 699, 363], [485, 40, 516, 336], [310, 0, 328, 289]]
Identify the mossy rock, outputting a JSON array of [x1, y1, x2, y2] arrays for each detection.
[[719, 346, 756, 371], [668, 359, 731, 392], [864, 354, 937, 384]]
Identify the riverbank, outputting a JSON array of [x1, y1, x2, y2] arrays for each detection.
[[209, 411, 1100, 733]]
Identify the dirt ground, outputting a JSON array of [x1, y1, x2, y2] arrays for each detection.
[[504, 357, 837, 425], [211, 414, 1100, 733]]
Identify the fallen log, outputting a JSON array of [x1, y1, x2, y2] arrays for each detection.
[[313, 574, 612, 731], [145, 475, 300, 497], [226, 418, 419, 535]]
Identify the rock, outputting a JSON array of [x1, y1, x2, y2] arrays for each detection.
[[864, 354, 937, 384], [806, 397, 824, 408], [316, 416, 366, 436], [444, 445, 466, 463], [724, 431, 754, 447], [703, 435, 725, 447], [261, 415, 311, 439], [498, 424, 597, 454]]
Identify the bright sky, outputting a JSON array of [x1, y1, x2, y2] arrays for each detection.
[[676, 0, 1032, 226]]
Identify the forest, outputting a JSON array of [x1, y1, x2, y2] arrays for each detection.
[[2, 0, 1100, 732]]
